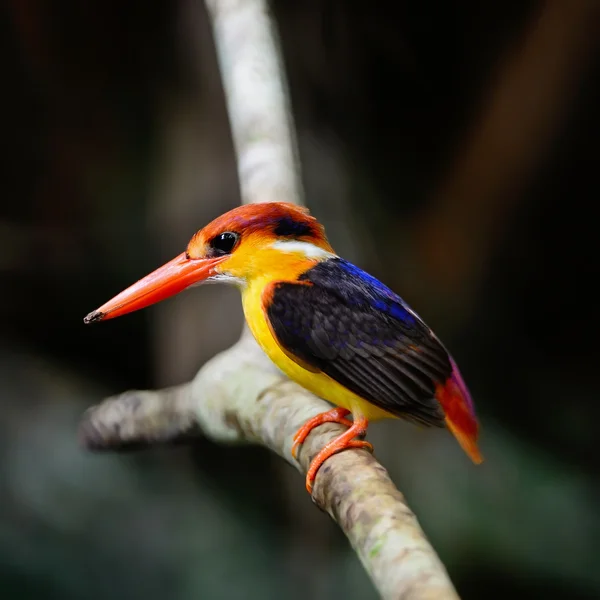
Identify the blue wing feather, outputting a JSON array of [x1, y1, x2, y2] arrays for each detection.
[[266, 258, 451, 425], [332, 259, 419, 324]]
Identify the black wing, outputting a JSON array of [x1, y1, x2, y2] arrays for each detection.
[[265, 258, 451, 427]]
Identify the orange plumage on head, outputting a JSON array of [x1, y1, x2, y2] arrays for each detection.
[[187, 202, 329, 257]]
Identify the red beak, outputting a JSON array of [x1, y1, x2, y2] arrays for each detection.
[[84, 252, 226, 324]]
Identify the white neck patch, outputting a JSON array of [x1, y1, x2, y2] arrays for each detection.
[[271, 240, 335, 260]]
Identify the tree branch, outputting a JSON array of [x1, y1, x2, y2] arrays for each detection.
[[206, 0, 303, 206], [79, 0, 460, 597], [80, 330, 458, 599]]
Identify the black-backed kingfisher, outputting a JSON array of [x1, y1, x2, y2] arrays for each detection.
[[85, 202, 483, 493]]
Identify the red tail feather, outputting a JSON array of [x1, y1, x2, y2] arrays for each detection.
[[435, 361, 483, 464]]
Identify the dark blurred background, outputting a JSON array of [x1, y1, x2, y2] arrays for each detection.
[[1, 0, 599, 598]]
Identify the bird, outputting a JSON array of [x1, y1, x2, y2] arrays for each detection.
[[84, 202, 483, 493]]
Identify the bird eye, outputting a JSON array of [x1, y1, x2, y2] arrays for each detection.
[[209, 231, 239, 256]]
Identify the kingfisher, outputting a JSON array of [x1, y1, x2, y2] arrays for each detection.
[[85, 202, 482, 492]]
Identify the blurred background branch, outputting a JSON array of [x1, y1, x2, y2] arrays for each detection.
[[412, 0, 600, 319]]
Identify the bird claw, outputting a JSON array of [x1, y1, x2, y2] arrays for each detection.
[[291, 407, 353, 459], [305, 437, 373, 494]]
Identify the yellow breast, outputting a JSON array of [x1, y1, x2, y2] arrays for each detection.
[[241, 273, 395, 422]]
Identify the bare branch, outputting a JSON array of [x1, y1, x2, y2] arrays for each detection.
[[80, 0, 460, 597], [81, 330, 459, 599], [205, 0, 303, 205]]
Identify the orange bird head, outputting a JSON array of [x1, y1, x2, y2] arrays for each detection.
[[84, 202, 334, 324]]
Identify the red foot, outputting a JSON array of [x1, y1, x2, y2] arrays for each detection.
[[291, 407, 353, 459], [292, 410, 373, 494]]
